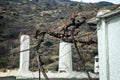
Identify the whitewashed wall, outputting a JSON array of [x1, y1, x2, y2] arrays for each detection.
[[98, 15, 120, 80], [97, 19, 108, 80], [107, 16, 120, 80]]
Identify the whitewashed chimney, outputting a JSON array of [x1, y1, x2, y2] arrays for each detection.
[[58, 41, 72, 72], [19, 35, 30, 73], [94, 55, 99, 73]]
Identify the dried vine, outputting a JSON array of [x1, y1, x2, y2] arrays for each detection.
[[35, 31, 49, 80], [34, 12, 97, 80]]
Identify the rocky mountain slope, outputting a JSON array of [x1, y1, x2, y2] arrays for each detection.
[[0, 0, 115, 72]]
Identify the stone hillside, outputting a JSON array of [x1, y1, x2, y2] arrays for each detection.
[[0, 0, 114, 71]]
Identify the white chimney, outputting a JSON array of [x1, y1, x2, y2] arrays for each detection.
[[58, 41, 72, 72], [19, 35, 30, 73]]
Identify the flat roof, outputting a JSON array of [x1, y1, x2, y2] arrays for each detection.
[[87, 9, 120, 24], [99, 9, 120, 18]]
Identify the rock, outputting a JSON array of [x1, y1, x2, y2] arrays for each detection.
[[0, 15, 4, 19]]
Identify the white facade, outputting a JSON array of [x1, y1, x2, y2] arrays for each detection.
[[97, 9, 120, 80], [19, 35, 30, 73], [58, 41, 72, 72]]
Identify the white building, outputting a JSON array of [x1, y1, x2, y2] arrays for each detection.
[[97, 9, 120, 80]]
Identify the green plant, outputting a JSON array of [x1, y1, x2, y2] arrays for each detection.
[[43, 41, 53, 47]]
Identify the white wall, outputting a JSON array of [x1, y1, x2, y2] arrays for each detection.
[[98, 15, 120, 80], [97, 19, 108, 80], [107, 16, 120, 80]]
